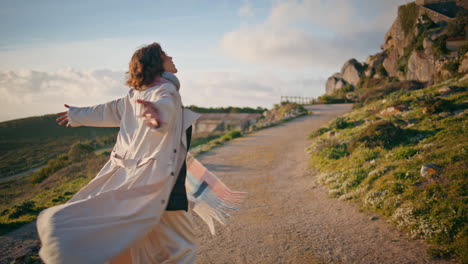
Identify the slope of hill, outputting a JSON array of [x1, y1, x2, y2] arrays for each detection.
[[0, 114, 118, 178], [308, 75, 467, 261], [310, 2, 467, 261]]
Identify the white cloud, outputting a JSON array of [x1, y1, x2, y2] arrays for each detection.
[[238, 0, 254, 18], [0, 69, 128, 122], [0, 69, 326, 122], [222, 0, 412, 67], [222, 25, 361, 68]]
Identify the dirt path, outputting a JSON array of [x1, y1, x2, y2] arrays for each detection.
[[192, 104, 452, 264]]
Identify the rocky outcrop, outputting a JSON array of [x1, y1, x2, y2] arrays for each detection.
[[323, 1, 466, 95], [365, 52, 387, 78], [366, 52, 386, 69], [382, 2, 453, 57], [341, 59, 364, 86], [407, 51, 435, 82], [325, 59, 365, 94], [459, 53, 468, 73], [326, 73, 347, 95], [382, 3, 419, 58], [379, 2, 455, 83], [383, 49, 399, 77]]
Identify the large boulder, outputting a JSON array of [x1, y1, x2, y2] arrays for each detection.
[[326, 73, 347, 95], [341, 59, 364, 87], [407, 51, 435, 83], [383, 48, 399, 77]]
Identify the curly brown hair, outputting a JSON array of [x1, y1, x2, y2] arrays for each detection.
[[126, 42, 166, 90]]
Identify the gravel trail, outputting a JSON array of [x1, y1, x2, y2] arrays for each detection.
[[193, 104, 452, 264]]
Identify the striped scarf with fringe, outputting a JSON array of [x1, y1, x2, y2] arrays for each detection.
[[185, 153, 247, 235]]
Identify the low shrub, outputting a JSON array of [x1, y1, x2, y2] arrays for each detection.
[[349, 120, 404, 151], [191, 134, 222, 148], [318, 94, 346, 104], [68, 141, 95, 162], [443, 61, 460, 74], [310, 137, 349, 160], [320, 143, 349, 160], [359, 81, 424, 104], [309, 127, 331, 138], [8, 201, 37, 219], [347, 168, 368, 188], [31, 154, 71, 184], [220, 130, 242, 141], [330, 117, 352, 130], [359, 77, 388, 90], [100, 151, 111, 156], [393, 146, 418, 160], [419, 96, 455, 114]]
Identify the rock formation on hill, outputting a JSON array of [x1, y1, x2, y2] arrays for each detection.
[[326, 0, 467, 95], [325, 59, 365, 95]]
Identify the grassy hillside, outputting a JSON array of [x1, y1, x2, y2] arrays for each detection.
[[308, 76, 467, 261], [0, 114, 119, 178], [0, 151, 109, 234]]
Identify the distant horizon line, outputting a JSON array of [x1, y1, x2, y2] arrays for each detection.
[[0, 104, 275, 124]]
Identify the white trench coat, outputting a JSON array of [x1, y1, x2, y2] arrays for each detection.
[[36, 80, 200, 264]]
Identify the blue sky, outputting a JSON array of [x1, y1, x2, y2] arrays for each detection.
[[0, 0, 411, 122]]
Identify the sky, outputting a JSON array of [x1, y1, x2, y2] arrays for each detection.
[[0, 0, 412, 122]]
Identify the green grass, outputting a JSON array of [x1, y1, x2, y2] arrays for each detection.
[[309, 77, 468, 262], [0, 154, 109, 235], [0, 114, 118, 178]]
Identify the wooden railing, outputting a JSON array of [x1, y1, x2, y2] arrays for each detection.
[[280, 96, 316, 105]]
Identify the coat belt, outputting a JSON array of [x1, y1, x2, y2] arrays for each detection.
[[110, 153, 154, 168]]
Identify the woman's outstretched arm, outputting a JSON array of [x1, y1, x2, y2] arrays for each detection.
[[56, 97, 124, 128]]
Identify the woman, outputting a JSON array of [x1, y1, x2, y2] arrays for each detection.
[[37, 43, 200, 264]]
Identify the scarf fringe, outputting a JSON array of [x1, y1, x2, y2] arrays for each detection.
[[185, 153, 247, 235]]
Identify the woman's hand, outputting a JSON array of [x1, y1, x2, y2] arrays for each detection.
[[56, 104, 71, 127], [136, 100, 163, 128]]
